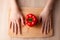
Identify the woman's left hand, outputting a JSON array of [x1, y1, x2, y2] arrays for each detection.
[[39, 8, 51, 34]]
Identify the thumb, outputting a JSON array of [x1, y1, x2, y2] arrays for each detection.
[[39, 14, 42, 23], [19, 14, 25, 26], [21, 17, 25, 26]]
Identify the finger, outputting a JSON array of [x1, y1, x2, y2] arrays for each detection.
[[10, 21, 12, 29], [47, 17, 50, 33], [15, 22, 18, 35], [46, 18, 50, 34], [45, 19, 48, 34], [13, 23, 15, 33], [16, 20, 20, 34], [47, 19, 50, 34], [11, 22, 14, 33], [50, 17, 52, 29], [39, 15, 42, 23], [16, 20, 22, 34], [49, 17, 51, 32], [42, 19, 45, 34], [19, 20, 22, 34], [21, 17, 25, 26], [14, 22, 17, 34], [45, 25, 47, 34]]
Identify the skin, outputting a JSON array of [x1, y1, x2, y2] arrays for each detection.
[[9, 0, 55, 35], [39, 0, 55, 34], [10, 0, 24, 34]]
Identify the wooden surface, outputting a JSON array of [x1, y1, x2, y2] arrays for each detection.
[[8, 7, 53, 38], [0, 0, 60, 40]]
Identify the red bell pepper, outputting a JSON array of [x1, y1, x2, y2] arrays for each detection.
[[25, 14, 38, 27]]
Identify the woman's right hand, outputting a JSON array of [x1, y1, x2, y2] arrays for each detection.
[[9, 10, 25, 34]]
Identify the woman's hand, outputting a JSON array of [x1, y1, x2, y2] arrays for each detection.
[[9, 10, 24, 34], [39, 0, 54, 35], [9, 0, 25, 35], [39, 8, 51, 34]]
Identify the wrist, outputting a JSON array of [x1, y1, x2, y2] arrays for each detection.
[[44, 0, 54, 11], [10, 0, 18, 10]]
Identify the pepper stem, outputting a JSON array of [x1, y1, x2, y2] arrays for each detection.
[[28, 18, 32, 22]]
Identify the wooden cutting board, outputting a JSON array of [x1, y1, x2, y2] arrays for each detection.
[[8, 7, 53, 38]]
